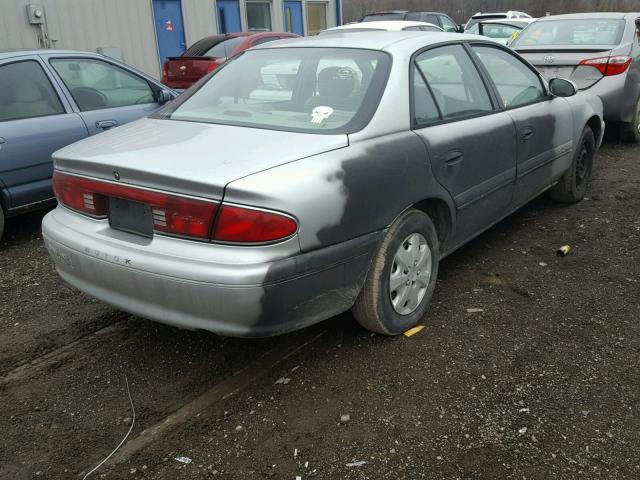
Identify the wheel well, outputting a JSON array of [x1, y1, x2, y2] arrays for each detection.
[[586, 115, 601, 142], [411, 198, 452, 246]]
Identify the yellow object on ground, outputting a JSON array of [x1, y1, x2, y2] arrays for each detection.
[[403, 325, 425, 337]]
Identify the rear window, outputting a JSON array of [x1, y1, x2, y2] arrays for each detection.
[[514, 19, 625, 47], [466, 15, 507, 30], [183, 36, 245, 58], [361, 13, 405, 22], [318, 28, 384, 35], [157, 47, 391, 134]]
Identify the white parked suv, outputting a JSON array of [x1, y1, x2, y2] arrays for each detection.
[[464, 11, 532, 31]]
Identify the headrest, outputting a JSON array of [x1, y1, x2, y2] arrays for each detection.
[[317, 66, 356, 98]]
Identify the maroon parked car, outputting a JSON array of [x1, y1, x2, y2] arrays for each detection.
[[162, 32, 299, 90]]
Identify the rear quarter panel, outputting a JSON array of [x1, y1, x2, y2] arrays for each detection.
[[223, 132, 454, 253]]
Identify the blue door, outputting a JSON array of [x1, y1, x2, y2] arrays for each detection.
[[217, 0, 242, 33], [283, 1, 304, 35], [153, 0, 187, 66]]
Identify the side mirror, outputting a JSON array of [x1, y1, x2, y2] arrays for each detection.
[[549, 78, 577, 97], [156, 89, 174, 105], [458, 24, 465, 33]]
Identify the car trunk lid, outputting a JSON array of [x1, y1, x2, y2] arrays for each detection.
[[163, 57, 225, 89], [52, 117, 349, 201], [517, 46, 623, 89]]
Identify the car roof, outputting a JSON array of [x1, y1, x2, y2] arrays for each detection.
[[252, 31, 486, 53], [479, 18, 536, 26], [534, 12, 639, 21], [324, 20, 442, 32], [0, 49, 102, 59]]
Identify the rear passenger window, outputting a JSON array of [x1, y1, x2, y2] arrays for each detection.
[[472, 46, 546, 108], [414, 45, 493, 121], [412, 66, 440, 126], [0, 60, 64, 122]]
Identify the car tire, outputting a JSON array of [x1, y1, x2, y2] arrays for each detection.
[[0, 206, 4, 241], [352, 209, 439, 336], [621, 97, 640, 142], [549, 126, 595, 203]]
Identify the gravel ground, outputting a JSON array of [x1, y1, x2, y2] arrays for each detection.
[[0, 135, 638, 480]]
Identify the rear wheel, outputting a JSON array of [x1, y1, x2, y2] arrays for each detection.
[[550, 126, 595, 203], [0, 206, 4, 241], [352, 209, 439, 335], [621, 97, 640, 142]]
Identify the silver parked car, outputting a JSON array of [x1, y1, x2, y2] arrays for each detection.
[[511, 13, 640, 141], [42, 33, 604, 337]]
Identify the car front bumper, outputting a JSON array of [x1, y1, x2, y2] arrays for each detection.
[[42, 206, 380, 337]]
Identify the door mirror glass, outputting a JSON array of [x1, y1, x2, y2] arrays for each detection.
[[156, 89, 174, 104], [549, 78, 577, 97]]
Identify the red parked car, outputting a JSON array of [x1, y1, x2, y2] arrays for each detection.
[[162, 32, 299, 90]]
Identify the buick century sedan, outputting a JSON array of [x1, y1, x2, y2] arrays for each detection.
[[43, 32, 604, 337]]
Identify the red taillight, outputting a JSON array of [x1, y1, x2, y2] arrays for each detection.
[[579, 56, 632, 76], [53, 171, 298, 244], [213, 204, 297, 243], [161, 61, 169, 83], [207, 61, 221, 73], [53, 171, 218, 240]]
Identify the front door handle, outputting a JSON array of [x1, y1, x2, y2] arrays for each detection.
[[521, 127, 534, 140], [95, 120, 118, 130], [444, 151, 464, 166]]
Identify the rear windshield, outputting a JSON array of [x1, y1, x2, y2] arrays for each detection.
[[514, 19, 625, 47], [158, 48, 390, 134], [183, 36, 244, 57], [466, 15, 507, 30], [361, 13, 405, 22]]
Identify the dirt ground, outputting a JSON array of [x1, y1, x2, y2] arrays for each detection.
[[1, 134, 638, 480]]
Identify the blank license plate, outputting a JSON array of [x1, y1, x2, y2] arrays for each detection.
[[109, 197, 153, 237]]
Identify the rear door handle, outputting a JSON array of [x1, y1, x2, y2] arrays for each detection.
[[96, 120, 118, 130], [521, 127, 534, 140], [444, 151, 464, 166]]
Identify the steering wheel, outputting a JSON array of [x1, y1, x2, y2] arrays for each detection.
[[71, 87, 107, 110]]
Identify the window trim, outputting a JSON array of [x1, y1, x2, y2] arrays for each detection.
[[48, 56, 158, 112], [0, 59, 67, 123], [409, 41, 500, 131], [467, 42, 551, 111]]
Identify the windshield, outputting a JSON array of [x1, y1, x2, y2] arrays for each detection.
[[158, 48, 391, 134], [514, 19, 625, 46], [361, 13, 405, 22], [479, 23, 522, 38]]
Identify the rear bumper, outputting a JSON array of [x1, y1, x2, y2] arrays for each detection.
[[42, 206, 380, 337], [583, 74, 638, 123]]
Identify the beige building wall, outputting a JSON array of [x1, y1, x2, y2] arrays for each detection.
[[0, 0, 340, 79]]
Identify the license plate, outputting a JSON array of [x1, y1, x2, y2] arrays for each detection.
[[539, 66, 573, 80], [109, 197, 153, 237]]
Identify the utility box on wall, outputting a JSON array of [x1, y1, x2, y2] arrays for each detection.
[[26, 4, 46, 24]]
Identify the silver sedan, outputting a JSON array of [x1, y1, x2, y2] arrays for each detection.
[[43, 32, 604, 337]]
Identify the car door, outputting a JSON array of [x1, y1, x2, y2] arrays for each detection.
[[411, 44, 517, 246], [45, 56, 163, 136], [0, 58, 88, 211], [470, 44, 574, 208]]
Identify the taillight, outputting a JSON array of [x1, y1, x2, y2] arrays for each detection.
[[52, 171, 298, 243], [53, 171, 218, 240], [161, 61, 168, 83], [213, 204, 297, 243], [207, 61, 221, 73], [579, 56, 632, 76]]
